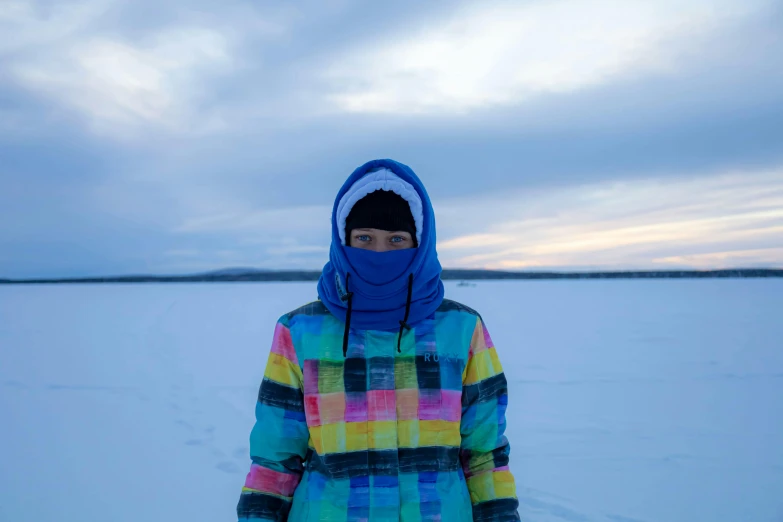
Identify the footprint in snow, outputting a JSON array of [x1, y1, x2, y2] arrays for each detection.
[[175, 419, 195, 431], [211, 448, 228, 459], [233, 447, 248, 460], [216, 461, 242, 474], [607, 515, 649, 522]]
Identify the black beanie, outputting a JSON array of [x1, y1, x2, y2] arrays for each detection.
[[345, 190, 417, 246]]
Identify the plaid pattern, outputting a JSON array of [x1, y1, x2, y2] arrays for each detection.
[[238, 300, 519, 521]]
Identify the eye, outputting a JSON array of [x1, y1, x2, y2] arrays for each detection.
[[390, 236, 406, 244], [356, 234, 372, 242]]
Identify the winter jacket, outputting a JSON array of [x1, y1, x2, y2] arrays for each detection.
[[236, 299, 519, 521]]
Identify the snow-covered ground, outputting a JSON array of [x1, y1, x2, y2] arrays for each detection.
[[1, 280, 782, 522]]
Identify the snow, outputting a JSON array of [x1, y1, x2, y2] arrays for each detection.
[[1, 280, 782, 522]]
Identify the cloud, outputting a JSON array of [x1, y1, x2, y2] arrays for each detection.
[[163, 249, 201, 258], [8, 26, 233, 135], [173, 204, 331, 235], [436, 168, 783, 269], [653, 247, 783, 269], [0, 0, 298, 138], [1, 0, 782, 277], [0, 0, 111, 54], [324, 0, 771, 114]]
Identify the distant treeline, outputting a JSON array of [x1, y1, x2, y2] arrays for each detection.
[[1, 268, 781, 284]]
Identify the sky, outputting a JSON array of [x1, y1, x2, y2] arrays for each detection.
[[1, 0, 782, 278]]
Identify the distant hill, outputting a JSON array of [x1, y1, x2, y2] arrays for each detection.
[[195, 267, 269, 276], [1, 267, 781, 284]]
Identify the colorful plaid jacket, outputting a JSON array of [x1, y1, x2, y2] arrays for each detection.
[[237, 299, 519, 521]]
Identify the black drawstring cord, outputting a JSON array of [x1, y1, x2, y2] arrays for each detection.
[[342, 273, 354, 357], [397, 274, 414, 353], [343, 273, 413, 356]]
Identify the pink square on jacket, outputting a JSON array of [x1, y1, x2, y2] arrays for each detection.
[[482, 323, 495, 350], [270, 323, 298, 365], [303, 360, 319, 395], [345, 392, 368, 422], [304, 395, 321, 426], [367, 390, 396, 421], [418, 389, 442, 420], [441, 389, 462, 422], [244, 463, 299, 496]]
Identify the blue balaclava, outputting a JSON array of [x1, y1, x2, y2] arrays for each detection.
[[317, 159, 445, 355]]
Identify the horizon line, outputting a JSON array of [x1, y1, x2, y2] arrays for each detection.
[[2, 267, 782, 284]]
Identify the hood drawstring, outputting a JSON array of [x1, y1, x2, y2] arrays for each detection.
[[397, 274, 414, 353], [342, 273, 354, 357], [343, 273, 414, 356]]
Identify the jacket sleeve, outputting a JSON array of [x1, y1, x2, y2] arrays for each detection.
[[237, 320, 309, 521], [460, 316, 520, 522]]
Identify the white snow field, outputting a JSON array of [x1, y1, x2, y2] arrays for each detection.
[[1, 280, 782, 522]]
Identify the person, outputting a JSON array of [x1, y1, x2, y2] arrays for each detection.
[[237, 159, 519, 521]]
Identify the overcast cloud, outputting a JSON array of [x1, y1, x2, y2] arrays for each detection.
[[1, 0, 782, 278]]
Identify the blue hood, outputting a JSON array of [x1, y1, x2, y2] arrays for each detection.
[[317, 159, 445, 332]]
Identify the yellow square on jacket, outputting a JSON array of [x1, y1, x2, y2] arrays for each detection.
[[463, 347, 502, 385], [467, 470, 517, 503], [318, 422, 347, 453], [264, 353, 300, 387], [397, 419, 420, 447], [345, 421, 369, 452], [367, 421, 397, 449], [418, 420, 460, 447]]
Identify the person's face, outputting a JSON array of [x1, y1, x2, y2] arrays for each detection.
[[349, 228, 415, 252]]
